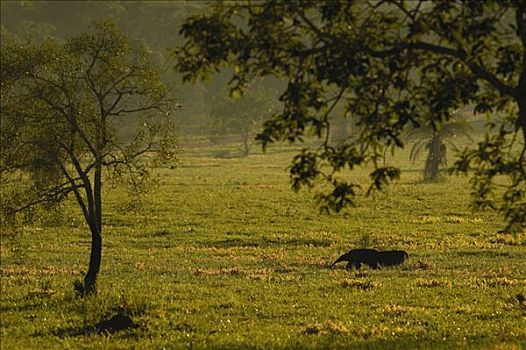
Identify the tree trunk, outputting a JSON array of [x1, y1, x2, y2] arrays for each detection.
[[83, 161, 103, 294], [515, 32, 526, 176], [83, 222, 102, 294], [242, 131, 250, 157], [518, 98, 526, 179], [82, 160, 104, 295], [424, 134, 443, 181]]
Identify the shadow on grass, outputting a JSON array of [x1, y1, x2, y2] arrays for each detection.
[[49, 325, 95, 337], [290, 337, 523, 350], [149, 336, 521, 350], [48, 312, 140, 338], [454, 250, 513, 258], [50, 321, 140, 339], [201, 238, 262, 249], [151, 229, 177, 237], [263, 237, 333, 248]]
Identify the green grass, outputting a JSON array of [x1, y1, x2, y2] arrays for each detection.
[[1, 142, 525, 349]]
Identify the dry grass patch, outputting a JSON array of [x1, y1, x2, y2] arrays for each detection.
[[463, 277, 526, 288], [489, 234, 525, 246], [192, 267, 274, 280], [410, 215, 441, 224], [304, 320, 349, 335], [415, 278, 452, 288], [446, 215, 465, 223], [484, 278, 526, 288], [410, 260, 435, 270], [383, 304, 423, 317]]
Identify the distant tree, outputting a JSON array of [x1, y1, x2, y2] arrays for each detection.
[[409, 112, 474, 181], [208, 83, 278, 156], [0, 21, 177, 294], [176, 1, 526, 232]]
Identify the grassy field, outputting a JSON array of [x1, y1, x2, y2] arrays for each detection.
[[1, 139, 525, 349]]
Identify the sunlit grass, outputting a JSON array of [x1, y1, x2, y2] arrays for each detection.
[[1, 142, 525, 349]]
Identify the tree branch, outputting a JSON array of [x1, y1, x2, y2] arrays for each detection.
[[296, 11, 332, 45], [107, 100, 166, 116], [57, 161, 91, 223], [33, 85, 99, 157], [5, 179, 82, 215], [369, 41, 516, 97]]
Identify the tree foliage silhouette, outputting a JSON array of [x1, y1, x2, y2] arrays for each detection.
[[175, 1, 525, 232]]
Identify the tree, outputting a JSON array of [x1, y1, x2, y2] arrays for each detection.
[[0, 21, 177, 294], [408, 111, 474, 181], [0, 1, 211, 134], [175, 1, 526, 232], [208, 82, 278, 156]]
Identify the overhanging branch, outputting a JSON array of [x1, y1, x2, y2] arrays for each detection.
[[369, 41, 516, 97]]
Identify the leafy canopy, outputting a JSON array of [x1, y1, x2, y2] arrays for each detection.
[[175, 1, 525, 232], [1, 21, 176, 214]]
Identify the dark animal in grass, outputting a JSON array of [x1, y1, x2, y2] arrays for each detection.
[[331, 249, 409, 270], [96, 312, 138, 333]]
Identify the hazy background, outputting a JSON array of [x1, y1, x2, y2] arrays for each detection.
[[1, 1, 284, 147]]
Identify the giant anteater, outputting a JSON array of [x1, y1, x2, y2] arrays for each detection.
[[331, 248, 409, 270]]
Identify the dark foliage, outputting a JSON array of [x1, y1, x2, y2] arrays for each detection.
[[176, 1, 526, 232]]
